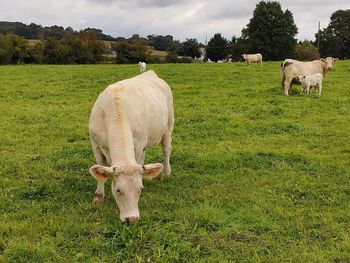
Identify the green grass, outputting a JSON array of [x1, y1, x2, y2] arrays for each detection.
[[0, 62, 349, 262]]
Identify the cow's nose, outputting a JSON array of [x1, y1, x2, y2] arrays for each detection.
[[126, 216, 139, 222]]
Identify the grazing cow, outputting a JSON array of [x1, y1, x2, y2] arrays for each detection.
[[281, 58, 336, 96], [242, 53, 263, 66], [297, 73, 323, 95], [89, 70, 174, 222], [138, 62, 146, 73]]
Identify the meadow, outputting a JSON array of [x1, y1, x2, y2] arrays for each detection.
[[0, 61, 349, 262]]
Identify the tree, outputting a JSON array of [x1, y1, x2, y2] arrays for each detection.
[[206, 33, 228, 61], [0, 34, 29, 64], [27, 42, 45, 63], [227, 36, 249, 61], [112, 41, 150, 64], [181, 38, 200, 58], [168, 40, 183, 55], [0, 34, 11, 64], [294, 40, 319, 61], [244, 1, 298, 60], [43, 37, 72, 64], [6, 34, 29, 63], [152, 35, 173, 51], [317, 10, 350, 59]]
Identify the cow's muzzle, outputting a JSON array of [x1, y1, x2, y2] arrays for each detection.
[[126, 216, 139, 222]]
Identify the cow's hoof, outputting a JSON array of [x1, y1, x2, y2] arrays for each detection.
[[92, 193, 104, 205]]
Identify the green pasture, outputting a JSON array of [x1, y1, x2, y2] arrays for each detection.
[[0, 61, 349, 262]]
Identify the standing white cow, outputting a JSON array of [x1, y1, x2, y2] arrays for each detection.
[[297, 73, 323, 95], [138, 62, 146, 73], [89, 70, 174, 222], [281, 58, 336, 96], [242, 53, 263, 66]]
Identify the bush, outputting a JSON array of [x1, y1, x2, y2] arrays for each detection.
[[294, 40, 319, 61], [112, 41, 151, 64], [0, 34, 29, 64]]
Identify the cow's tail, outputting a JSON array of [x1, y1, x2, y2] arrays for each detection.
[[280, 60, 293, 88]]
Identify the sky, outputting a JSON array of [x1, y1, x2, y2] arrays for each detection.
[[0, 0, 349, 43]]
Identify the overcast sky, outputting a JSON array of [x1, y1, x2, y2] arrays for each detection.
[[0, 0, 349, 43]]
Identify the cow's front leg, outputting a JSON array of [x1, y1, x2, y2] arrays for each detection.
[[91, 145, 106, 205], [93, 182, 105, 205], [306, 85, 311, 94]]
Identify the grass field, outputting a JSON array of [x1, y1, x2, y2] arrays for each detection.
[[0, 61, 349, 262]]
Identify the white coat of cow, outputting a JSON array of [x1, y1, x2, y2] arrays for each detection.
[[89, 70, 174, 222], [242, 53, 263, 66], [281, 58, 336, 96], [138, 62, 146, 73], [297, 73, 323, 95]]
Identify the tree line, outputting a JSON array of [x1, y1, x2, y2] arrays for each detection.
[[0, 21, 116, 41], [0, 31, 106, 64], [0, 1, 349, 64]]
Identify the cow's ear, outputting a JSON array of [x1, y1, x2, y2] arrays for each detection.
[[142, 163, 163, 179], [334, 58, 338, 61], [320, 58, 326, 62], [90, 165, 114, 182]]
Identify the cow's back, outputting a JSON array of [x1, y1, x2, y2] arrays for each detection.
[[89, 70, 173, 150], [283, 60, 325, 78]]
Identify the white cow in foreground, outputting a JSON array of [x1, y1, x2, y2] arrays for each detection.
[[297, 73, 323, 95], [138, 62, 146, 73], [281, 58, 336, 96], [89, 70, 174, 222], [242, 53, 263, 66]]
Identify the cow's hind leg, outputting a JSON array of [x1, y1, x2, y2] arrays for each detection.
[[161, 121, 174, 177], [92, 145, 107, 205], [284, 78, 292, 96], [135, 148, 146, 165], [161, 129, 172, 178], [318, 83, 322, 95]]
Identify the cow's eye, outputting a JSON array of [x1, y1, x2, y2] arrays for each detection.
[[115, 188, 121, 193]]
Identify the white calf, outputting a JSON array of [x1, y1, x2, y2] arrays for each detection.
[[297, 73, 323, 95]]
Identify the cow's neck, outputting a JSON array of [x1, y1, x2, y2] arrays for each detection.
[[106, 102, 136, 165]]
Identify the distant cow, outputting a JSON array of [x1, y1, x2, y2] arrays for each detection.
[[297, 73, 323, 95], [138, 62, 146, 73], [281, 58, 336, 96], [89, 70, 174, 222], [242, 53, 263, 66]]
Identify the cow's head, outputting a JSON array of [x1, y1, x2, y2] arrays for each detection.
[[89, 162, 163, 222], [321, 57, 338, 70]]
